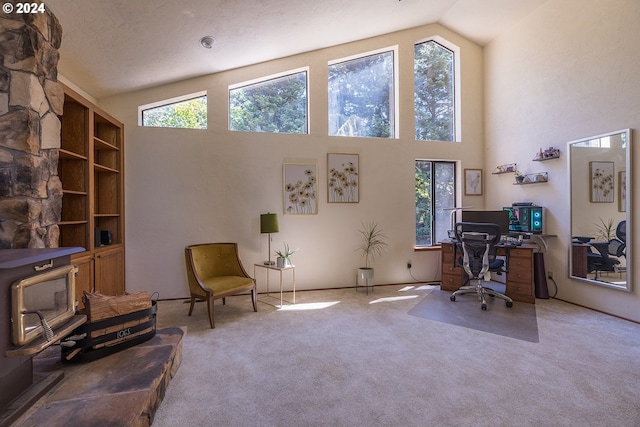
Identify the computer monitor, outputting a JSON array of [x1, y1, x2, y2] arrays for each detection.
[[461, 210, 510, 236]]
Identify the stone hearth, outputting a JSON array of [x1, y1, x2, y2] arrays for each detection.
[[9, 327, 184, 427]]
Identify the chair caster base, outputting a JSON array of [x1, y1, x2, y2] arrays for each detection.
[[450, 295, 456, 302], [481, 303, 487, 311], [506, 301, 513, 307]]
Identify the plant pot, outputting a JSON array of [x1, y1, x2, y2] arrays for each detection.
[[276, 257, 291, 268], [358, 267, 374, 281]]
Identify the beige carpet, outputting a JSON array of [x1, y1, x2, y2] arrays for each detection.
[[408, 288, 539, 342], [152, 284, 640, 427]]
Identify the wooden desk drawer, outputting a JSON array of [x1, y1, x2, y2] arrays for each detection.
[[441, 272, 462, 291], [442, 262, 460, 274], [509, 257, 532, 270], [507, 282, 532, 295], [507, 248, 532, 258], [507, 267, 532, 284]]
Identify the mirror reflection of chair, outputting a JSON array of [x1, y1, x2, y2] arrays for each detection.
[[450, 222, 514, 311], [616, 220, 626, 257], [587, 220, 626, 279]]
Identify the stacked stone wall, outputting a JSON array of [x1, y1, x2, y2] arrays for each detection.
[[0, 3, 63, 248]]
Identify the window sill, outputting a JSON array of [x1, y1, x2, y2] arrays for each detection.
[[414, 245, 442, 252]]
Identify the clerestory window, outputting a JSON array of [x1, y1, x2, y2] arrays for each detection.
[[139, 92, 207, 129], [229, 70, 308, 134], [328, 49, 396, 138], [414, 39, 457, 142]]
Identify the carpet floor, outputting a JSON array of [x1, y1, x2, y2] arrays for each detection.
[[152, 284, 640, 427]]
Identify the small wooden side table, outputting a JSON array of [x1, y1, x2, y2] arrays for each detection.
[[254, 264, 296, 307]]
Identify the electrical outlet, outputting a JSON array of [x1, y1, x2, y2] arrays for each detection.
[[547, 271, 553, 279], [407, 261, 412, 269]]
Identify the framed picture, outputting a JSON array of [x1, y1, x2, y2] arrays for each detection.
[[327, 153, 359, 203], [619, 170, 626, 212], [464, 169, 482, 196], [589, 161, 614, 203], [283, 163, 317, 215]]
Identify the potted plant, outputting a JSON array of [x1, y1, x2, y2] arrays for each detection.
[[274, 242, 297, 268], [515, 170, 525, 183], [355, 221, 388, 287]]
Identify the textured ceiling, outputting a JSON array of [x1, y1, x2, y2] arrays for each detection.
[[45, 0, 547, 99]]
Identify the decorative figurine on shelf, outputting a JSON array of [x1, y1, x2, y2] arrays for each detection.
[[534, 147, 560, 160]]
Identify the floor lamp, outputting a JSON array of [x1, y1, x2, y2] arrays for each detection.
[[260, 213, 279, 265]]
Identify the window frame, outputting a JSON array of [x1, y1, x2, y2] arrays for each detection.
[[228, 67, 310, 134], [138, 90, 207, 129], [414, 36, 461, 142], [415, 159, 457, 248], [328, 46, 399, 139]]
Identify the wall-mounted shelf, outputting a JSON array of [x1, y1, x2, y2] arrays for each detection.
[[514, 172, 548, 185], [492, 163, 517, 174], [533, 147, 560, 161]]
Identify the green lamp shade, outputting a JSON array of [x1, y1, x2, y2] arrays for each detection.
[[260, 213, 279, 234]]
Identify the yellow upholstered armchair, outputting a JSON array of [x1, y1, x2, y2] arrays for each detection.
[[184, 243, 257, 328]]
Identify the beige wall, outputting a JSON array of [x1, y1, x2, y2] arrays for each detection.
[[484, 0, 640, 321], [100, 23, 486, 299]]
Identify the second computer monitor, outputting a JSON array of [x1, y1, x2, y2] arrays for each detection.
[[461, 210, 510, 236]]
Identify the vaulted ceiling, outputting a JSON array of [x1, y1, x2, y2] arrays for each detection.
[[46, 0, 547, 99]]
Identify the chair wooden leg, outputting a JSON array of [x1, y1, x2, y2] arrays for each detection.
[[207, 297, 215, 329], [188, 295, 196, 316], [251, 287, 257, 312]]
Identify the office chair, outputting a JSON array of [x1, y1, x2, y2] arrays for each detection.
[[616, 220, 626, 257], [587, 222, 626, 279], [450, 222, 514, 311]]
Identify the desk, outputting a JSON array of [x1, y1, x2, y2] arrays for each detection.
[[440, 241, 536, 304], [254, 264, 296, 306]]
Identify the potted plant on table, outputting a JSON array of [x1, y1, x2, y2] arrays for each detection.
[[274, 243, 297, 268], [355, 221, 388, 288]]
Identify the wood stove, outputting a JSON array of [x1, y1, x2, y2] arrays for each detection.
[[0, 248, 86, 426]]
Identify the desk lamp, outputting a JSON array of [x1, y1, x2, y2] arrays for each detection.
[[260, 213, 279, 265]]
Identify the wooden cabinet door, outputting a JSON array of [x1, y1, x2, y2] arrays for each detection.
[[95, 247, 124, 295], [72, 255, 94, 309]]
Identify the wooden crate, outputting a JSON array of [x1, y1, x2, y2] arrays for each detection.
[[62, 293, 156, 363]]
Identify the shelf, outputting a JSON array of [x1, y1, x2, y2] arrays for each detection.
[[62, 189, 87, 196], [533, 148, 560, 161], [492, 163, 517, 174], [58, 220, 88, 226], [59, 148, 87, 160], [94, 136, 119, 151], [533, 154, 560, 161], [94, 163, 119, 174], [514, 172, 548, 185]]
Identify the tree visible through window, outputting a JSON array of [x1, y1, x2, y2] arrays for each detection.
[[141, 95, 207, 129], [328, 50, 395, 138], [415, 160, 455, 246], [229, 71, 308, 134], [415, 40, 455, 141]]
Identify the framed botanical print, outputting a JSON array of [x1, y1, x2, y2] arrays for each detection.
[[464, 169, 482, 196], [327, 153, 359, 203], [283, 163, 317, 215], [590, 161, 614, 203], [619, 170, 626, 212]]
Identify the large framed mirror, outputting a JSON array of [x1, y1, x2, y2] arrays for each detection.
[[569, 129, 632, 291]]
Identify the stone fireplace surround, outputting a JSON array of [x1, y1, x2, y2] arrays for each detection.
[[0, 5, 64, 249]]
